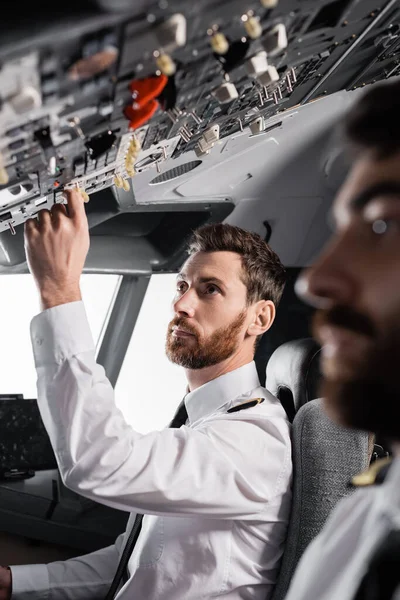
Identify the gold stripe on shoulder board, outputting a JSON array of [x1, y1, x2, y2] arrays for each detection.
[[227, 398, 265, 414], [351, 456, 392, 487]]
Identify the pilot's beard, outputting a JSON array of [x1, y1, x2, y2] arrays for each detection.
[[320, 322, 400, 442], [165, 311, 246, 370]]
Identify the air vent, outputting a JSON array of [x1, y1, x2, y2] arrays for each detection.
[[149, 160, 202, 185]]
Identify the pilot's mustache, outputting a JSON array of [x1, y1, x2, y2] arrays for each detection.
[[313, 305, 377, 339], [168, 318, 199, 338]]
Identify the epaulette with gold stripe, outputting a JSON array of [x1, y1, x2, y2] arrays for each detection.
[[227, 398, 264, 414], [351, 457, 393, 488]]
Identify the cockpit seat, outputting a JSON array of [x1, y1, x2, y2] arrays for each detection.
[[266, 338, 322, 423], [267, 339, 370, 600]]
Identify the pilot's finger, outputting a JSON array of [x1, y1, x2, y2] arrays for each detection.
[[50, 203, 68, 218], [37, 209, 52, 229], [24, 218, 39, 236], [64, 189, 87, 223]]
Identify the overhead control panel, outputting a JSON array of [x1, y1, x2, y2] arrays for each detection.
[[0, 0, 399, 234]]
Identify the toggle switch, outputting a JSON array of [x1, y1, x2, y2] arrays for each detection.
[[212, 82, 239, 104], [246, 51, 269, 77], [263, 24, 288, 56], [256, 65, 280, 86]]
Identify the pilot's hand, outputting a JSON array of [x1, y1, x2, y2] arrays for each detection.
[[0, 566, 12, 600], [24, 189, 90, 310]]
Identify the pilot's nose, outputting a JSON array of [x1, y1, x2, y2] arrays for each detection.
[[173, 289, 196, 318], [296, 237, 358, 309]]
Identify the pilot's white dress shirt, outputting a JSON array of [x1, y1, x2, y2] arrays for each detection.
[[11, 301, 292, 600], [285, 456, 400, 600]]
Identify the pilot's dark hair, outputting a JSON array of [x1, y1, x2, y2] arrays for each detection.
[[344, 79, 400, 158], [187, 223, 286, 307]]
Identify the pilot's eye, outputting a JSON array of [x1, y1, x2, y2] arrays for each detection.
[[177, 281, 187, 293], [205, 284, 220, 295], [370, 218, 399, 236], [371, 219, 389, 235], [364, 200, 400, 237]]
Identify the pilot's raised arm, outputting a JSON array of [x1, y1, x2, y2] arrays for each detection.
[[30, 299, 289, 518], [20, 192, 292, 600]]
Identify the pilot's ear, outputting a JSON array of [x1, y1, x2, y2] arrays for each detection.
[[247, 300, 275, 337]]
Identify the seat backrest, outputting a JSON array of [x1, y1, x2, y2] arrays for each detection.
[[266, 338, 322, 422], [270, 399, 370, 600], [266, 339, 370, 600]]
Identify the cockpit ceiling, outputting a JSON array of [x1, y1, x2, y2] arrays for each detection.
[[0, 0, 398, 268]]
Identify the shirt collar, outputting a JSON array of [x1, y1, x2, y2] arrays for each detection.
[[184, 361, 261, 424]]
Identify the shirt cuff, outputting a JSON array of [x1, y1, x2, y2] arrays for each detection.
[[30, 301, 95, 367], [10, 564, 50, 600]]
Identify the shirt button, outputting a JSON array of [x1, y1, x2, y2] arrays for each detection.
[[36, 338, 43, 346]]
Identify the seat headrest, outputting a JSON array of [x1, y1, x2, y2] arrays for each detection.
[[266, 338, 322, 422]]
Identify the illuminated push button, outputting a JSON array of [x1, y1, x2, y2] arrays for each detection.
[[243, 16, 263, 40], [129, 137, 142, 155], [126, 147, 139, 162], [0, 152, 9, 186], [260, 0, 278, 7], [125, 164, 136, 177], [125, 157, 137, 175], [210, 32, 229, 55], [77, 188, 90, 203], [0, 168, 9, 185], [125, 156, 135, 169], [113, 175, 124, 188], [155, 53, 176, 76], [126, 149, 136, 163]]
